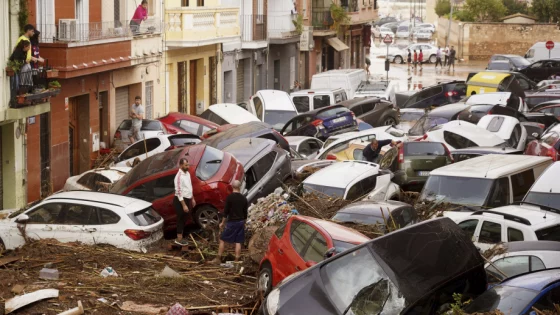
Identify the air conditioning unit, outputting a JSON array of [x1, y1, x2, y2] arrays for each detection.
[[58, 19, 78, 41]]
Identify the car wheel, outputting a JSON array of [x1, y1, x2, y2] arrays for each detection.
[[258, 263, 273, 295], [382, 116, 397, 126], [0, 238, 5, 256], [429, 54, 437, 63], [194, 206, 220, 229], [394, 56, 403, 64]]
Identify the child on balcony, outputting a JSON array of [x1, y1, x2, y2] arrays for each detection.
[[130, 0, 148, 35]]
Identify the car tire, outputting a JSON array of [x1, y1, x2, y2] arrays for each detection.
[[429, 54, 437, 63], [0, 238, 5, 256], [258, 263, 273, 296], [194, 205, 220, 230], [394, 56, 403, 64], [382, 116, 397, 126]]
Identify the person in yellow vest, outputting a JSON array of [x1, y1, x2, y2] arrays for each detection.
[[16, 24, 38, 64]]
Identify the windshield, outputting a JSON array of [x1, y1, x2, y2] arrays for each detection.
[[404, 142, 446, 156], [264, 110, 297, 131], [321, 247, 405, 315], [196, 146, 225, 181], [409, 116, 450, 136], [524, 192, 560, 210], [333, 240, 358, 254], [128, 207, 162, 226], [463, 285, 537, 314], [420, 175, 495, 207], [510, 57, 530, 67], [303, 183, 346, 198], [332, 212, 385, 225], [320, 135, 374, 159]]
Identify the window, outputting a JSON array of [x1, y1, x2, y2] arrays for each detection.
[[334, 91, 347, 103], [147, 0, 156, 16], [127, 207, 162, 226], [196, 146, 224, 180], [254, 151, 276, 180], [275, 221, 288, 239], [487, 256, 529, 280], [517, 77, 531, 90], [199, 110, 228, 125], [77, 173, 111, 190], [507, 124, 522, 149], [353, 148, 364, 160], [536, 225, 560, 241], [360, 101, 376, 113], [254, 97, 264, 120], [508, 228, 524, 242], [298, 141, 313, 156], [290, 221, 316, 255], [479, 221, 502, 244], [178, 120, 201, 135], [257, 0, 264, 22], [63, 204, 99, 225], [145, 81, 153, 119], [486, 116, 505, 132], [27, 203, 63, 224], [487, 177, 511, 208], [543, 132, 560, 146], [119, 138, 162, 161], [313, 95, 331, 109], [532, 287, 560, 312], [99, 208, 121, 224], [458, 219, 479, 240], [293, 96, 310, 113], [346, 176, 377, 201], [303, 233, 327, 263], [127, 174, 175, 201], [443, 131, 478, 149], [511, 169, 535, 202], [197, 0, 204, 6]]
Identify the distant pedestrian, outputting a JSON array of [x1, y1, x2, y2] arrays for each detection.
[[435, 46, 443, 68], [212, 180, 248, 264], [173, 158, 196, 246], [413, 50, 418, 70], [444, 46, 450, 66], [365, 57, 371, 77], [448, 46, 456, 71], [129, 96, 144, 143], [363, 139, 401, 163], [407, 49, 412, 71], [293, 80, 301, 91], [130, 0, 148, 34], [418, 49, 423, 71]]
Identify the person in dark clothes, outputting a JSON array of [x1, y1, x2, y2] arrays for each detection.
[[407, 49, 412, 71], [10, 40, 33, 95], [212, 180, 248, 264], [173, 158, 196, 246], [362, 139, 401, 163]]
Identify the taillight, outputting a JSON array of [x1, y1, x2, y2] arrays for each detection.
[[487, 109, 493, 115], [398, 144, 404, 163], [442, 143, 454, 163], [415, 134, 428, 141], [537, 123, 545, 130], [446, 91, 458, 97], [311, 119, 324, 127], [124, 229, 152, 241], [326, 154, 337, 160], [115, 131, 122, 140]]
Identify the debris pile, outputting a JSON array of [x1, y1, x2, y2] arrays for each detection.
[[481, 243, 507, 261], [246, 193, 294, 232], [91, 148, 119, 169], [290, 192, 351, 219]]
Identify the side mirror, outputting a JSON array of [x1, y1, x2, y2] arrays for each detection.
[[305, 261, 317, 268], [324, 247, 337, 259], [16, 214, 29, 223]]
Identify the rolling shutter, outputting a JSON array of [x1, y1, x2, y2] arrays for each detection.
[[236, 59, 245, 103], [115, 87, 129, 126]]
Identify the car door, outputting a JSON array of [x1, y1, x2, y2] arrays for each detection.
[[359, 101, 377, 125], [476, 219, 504, 252], [457, 219, 481, 243], [529, 284, 560, 313], [293, 95, 311, 113], [246, 151, 279, 202], [275, 219, 318, 280], [90, 207, 124, 247], [523, 61, 544, 82], [18, 202, 66, 244]]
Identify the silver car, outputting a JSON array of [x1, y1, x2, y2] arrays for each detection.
[[388, 43, 439, 64], [113, 119, 167, 152], [413, 29, 433, 41]]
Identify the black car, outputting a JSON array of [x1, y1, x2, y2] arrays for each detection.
[[337, 97, 399, 127], [457, 103, 527, 124], [520, 59, 560, 82], [200, 121, 290, 152], [400, 81, 467, 109], [489, 54, 531, 71], [261, 217, 487, 315], [280, 105, 358, 141], [487, 60, 515, 71], [331, 201, 418, 232], [408, 103, 467, 137]]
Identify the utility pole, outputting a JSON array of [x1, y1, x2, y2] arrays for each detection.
[[445, 0, 454, 48]]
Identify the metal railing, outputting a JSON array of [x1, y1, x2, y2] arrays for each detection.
[[268, 13, 298, 38], [312, 9, 333, 31], [241, 15, 267, 42], [9, 67, 59, 108]]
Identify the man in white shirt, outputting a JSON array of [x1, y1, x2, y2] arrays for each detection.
[[129, 96, 144, 144], [173, 158, 196, 246], [444, 46, 450, 67]]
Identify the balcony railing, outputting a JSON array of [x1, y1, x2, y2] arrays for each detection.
[[312, 9, 333, 31], [166, 7, 240, 44], [268, 13, 298, 39], [7, 66, 60, 108], [241, 15, 267, 42]]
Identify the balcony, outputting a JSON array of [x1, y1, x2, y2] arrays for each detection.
[[312, 9, 334, 31], [241, 15, 267, 49], [341, 0, 378, 25], [268, 13, 299, 43], [165, 7, 240, 47], [5, 67, 59, 120]]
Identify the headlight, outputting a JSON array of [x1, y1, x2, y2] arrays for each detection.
[[266, 288, 281, 314]]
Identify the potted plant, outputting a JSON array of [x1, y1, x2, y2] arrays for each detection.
[[48, 80, 61, 90], [46, 69, 59, 78], [6, 60, 23, 77], [330, 2, 350, 33]]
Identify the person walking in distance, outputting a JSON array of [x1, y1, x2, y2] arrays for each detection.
[[212, 180, 248, 264], [173, 158, 196, 246], [130, 0, 148, 34], [407, 49, 412, 71], [413, 49, 418, 70], [448, 46, 457, 72], [418, 49, 424, 71], [444, 46, 450, 67], [435, 46, 443, 69], [129, 96, 144, 143]]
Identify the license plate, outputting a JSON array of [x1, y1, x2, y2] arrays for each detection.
[[417, 171, 431, 176], [332, 117, 347, 123]]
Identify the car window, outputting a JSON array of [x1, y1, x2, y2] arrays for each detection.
[[76, 173, 99, 190], [443, 131, 478, 149], [487, 177, 511, 208], [486, 116, 505, 132], [196, 146, 225, 181], [62, 204, 99, 225], [293, 96, 310, 113], [335, 91, 347, 102], [275, 221, 288, 239], [290, 220, 316, 256], [487, 256, 529, 280], [309, 140, 322, 152], [314, 95, 331, 109], [532, 286, 560, 312], [199, 110, 228, 125], [510, 169, 535, 203], [361, 101, 376, 113], [169, 137, 199, 147], [120, 141, 147, 160], [303, 232, 328, 263], [353, 148, 364, 160], [254, 151, 277, 181], [26, 203, 64, 224], [351, 104, 363, 116], [507, 124, 522, 149], [145, 138, 162, 152], [479, 221, 502, 244], [99, 208, 121, 224], [142, 120, 164, 131], [317, 106, 350, 119], [517, 77, 531, 90], [458, 219, 479, 240], [531, 256, 546, 271], [127, 174, 175, 202], [346, 175, 377, 201], [254, 97, 264, 120], [531, 61, 543, 68], [298, 141, 314, 156], [542, 132, 560, 146], [508, 227, 524, 242], [127, 207, 162, 226], [178, 120, 201, 135], [536, 225, 560, 241]]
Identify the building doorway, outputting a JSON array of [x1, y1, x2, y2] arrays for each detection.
[[273, 60, 280, 90], [209, 56, 217, 105], [40, 113, 51, 198], [189, 60, 197, 114], [178, 61, 187, 113], [99, 91, 109, 146], [68, 95, 90, 176]]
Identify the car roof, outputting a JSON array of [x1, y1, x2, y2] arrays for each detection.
[[84, 167, 131, 181], [222, 138, 276, 166], [208, 104, 260, 123], [435, 120, 505, 146], [312, 69, 365, 77], [500, 268, 560, 291], [506, 241, 560, 253], [285, 136, 318, 145], [468, 72, 512, 84], [254, 90, 294, 111], [430, 154, 551, 179], [201, 121, 273, 149], [529, 162, 560, 193], [492, 54, 523, 58], [297, 215, 370, 244], [489, 60, 511, 64], [45, 191, 151, 213], [336, 200, 411, 216], [160, 112, 219, 127], [427, 103, 468, 118], [304, 161, 379, 188], [338, 96, 383, 107], [450, 146, 522, 155], [291, 88, 344, 95], [470, 204, 560, 228]]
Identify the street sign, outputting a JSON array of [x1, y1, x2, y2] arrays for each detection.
[[546, 41, 555, 50], [383, 34, 393, 44]]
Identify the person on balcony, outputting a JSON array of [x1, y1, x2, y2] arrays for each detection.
[[10, 40, 33, 95], [30, 29, 45, 87], [130, 0, 148, 35], [17, 25, 38, 64]]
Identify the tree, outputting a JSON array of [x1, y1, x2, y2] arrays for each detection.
[[530, 0, 559, 22], [435, 0, 451, 17], [502, 0, 529, 15], [464, 0, 507, 21]]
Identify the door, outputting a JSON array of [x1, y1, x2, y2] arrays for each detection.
[[246, 151, 278, 202], [237, 59, 245, 103], [36, 0, 55, 40], [189, 60, 197, 115], [178, 62, 188, 113], [275, 219, 322, 280], [68, 98, 79, 176], [209, 56, 217, 105], [76, 0, 89, 40], [476, 220, 503, 251], [145, 81, 153, 119], [115, 87, 129, 128], [40, 113, 51, 198], [274, 60, 280, 90]]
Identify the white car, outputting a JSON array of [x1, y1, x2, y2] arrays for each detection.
[[447, 204, 560, 251], [63, 167, 131, 191], [199, 103, 260, 125], [114, 134, 201, 167], [523, 161, 560, 205], [536, 79, 560, 91], [413, 28, 433, 40], [464, 92, 529, 113], [477, 115, 527, 151], [285, 136, 324, 159], [113, 119, 168, 152], [302, 160, 401, 202], [395, 25, 409, 38], [317, 126, 408, 159], [388, 43, 439, 64], [421, 120, 506, 150], [354, 80, 400, 103], [248, 90, 299, 131], [373, 26, 394, 40], [0, 191, 164, 252], [413, 23, 435, 33]]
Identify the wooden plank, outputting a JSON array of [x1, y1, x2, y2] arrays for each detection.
[[0, 257, 19, 267]]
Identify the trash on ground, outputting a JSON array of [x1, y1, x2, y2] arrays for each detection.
[[57, 300, 84, 315], [99, 266, 118, 277], [5, 288, 59, 314], [120, 300, 168, 314], [39, 267, 59, 280], [159, 265, 182, 278]]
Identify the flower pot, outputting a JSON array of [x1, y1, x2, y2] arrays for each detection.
[[17, 95, 27, 104], [46, 69, 59, 78]]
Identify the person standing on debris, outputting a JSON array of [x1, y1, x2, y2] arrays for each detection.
[[362, 139, 401, 164], [129, 96, 144, 143], [212, 180, 248, 264], [407, 49, 412, 71], [130, 0, 148, 34], [435, 46, 443, 69], [173, 158, 195, 246], [418, 49, 424, 71], [448, 46, 456, 71]]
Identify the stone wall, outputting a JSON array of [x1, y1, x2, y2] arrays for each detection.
[[437, 18, 560, 61]]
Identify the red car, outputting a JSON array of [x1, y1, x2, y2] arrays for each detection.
[[257, 215, 369, 294], [158, 112, 219, 137], [525, 124, 560, 161], [201, 124, 238, 139], [532, 104, 560, 118], [110, 144, 244, 232]]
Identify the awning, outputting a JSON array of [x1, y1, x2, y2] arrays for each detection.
[[326, 37, 349, 51]]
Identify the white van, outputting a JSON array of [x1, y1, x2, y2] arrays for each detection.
[[419, 154, 552, 209], [290, 88, 348, 113], [199, 103, 260, 125], [247, 90, 299, 131], [354, 80, 400, 102], [310, 69, 367, 99], [525, 42, 560, 63]]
